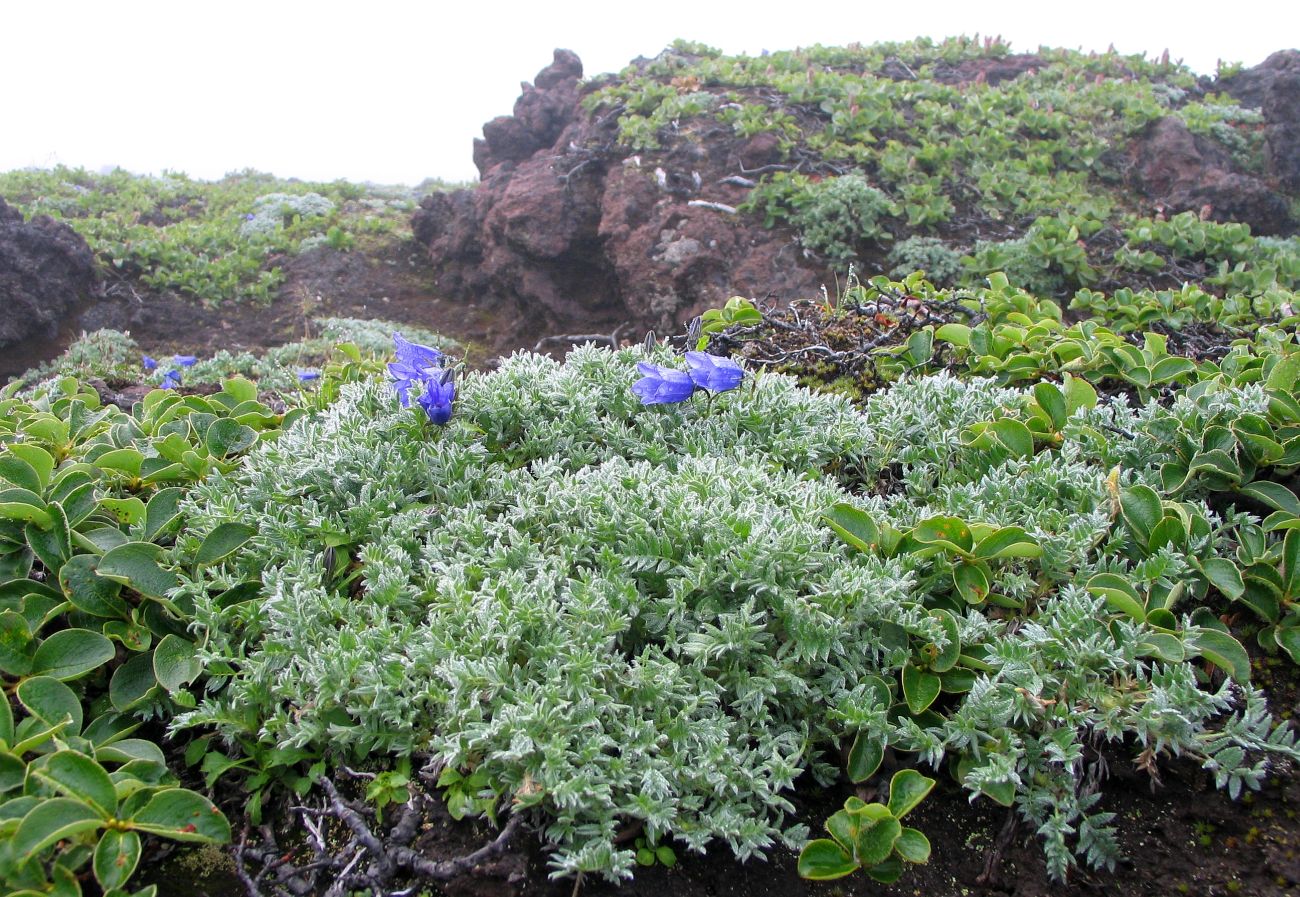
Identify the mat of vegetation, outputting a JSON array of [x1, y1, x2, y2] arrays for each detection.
[[4, 34, 1300, 897], [0, 168, 455, 308]]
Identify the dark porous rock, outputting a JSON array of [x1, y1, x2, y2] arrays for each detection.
[[1128, 115, 1293, 235], [1221, 48, 1300, 194], [0, 197, 101, 374], [413, 50, 822, 343]]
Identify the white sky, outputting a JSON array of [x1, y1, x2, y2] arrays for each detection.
[[3, 0, 1294, 185]]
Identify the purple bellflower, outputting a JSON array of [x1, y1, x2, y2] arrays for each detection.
[[160, 369, 182, 390], [142, 355, 158, 371], [298, 370, 321, 382], [388, 332, 444, 407], [174, 354, 198, 367], [684, 351, 744, 394], [416, 369, 456, 425], [632, 362, 696, 405]]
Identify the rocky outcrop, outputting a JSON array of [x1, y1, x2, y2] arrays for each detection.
[[1126, 49, 1299, 235], [1222, 49, 1300, 195], [414, 50, 822, 340], [1128, 115, 1293, 235], [0, 197, 100, 374]]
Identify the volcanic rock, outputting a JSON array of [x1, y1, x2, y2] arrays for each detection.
[[1128, 114, 1293, 235], [0, 197, 100, 374], [1221, 49, 1300, 195], [414, 49, 823, 340]]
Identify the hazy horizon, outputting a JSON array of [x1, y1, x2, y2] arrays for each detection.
[[4, 0, 1290, 185]]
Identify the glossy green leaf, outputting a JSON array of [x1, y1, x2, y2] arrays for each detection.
[[153, 635, 201, 693], [1120, 485, 1162, 545], [846, 733, 883, 783], [17, 676, 83, 734], [143, 488, 186, 542], [797, 838, 857, 880], [204, 419, 257, 458], [110, 653, 159, 712], [913, 516, 973, 554], [100, 497, 147, 526], [32, 628, 116, 681], [972, 526, 1041, 560], [864, 855, 904, 883], [1190, 628, 1251, 682], [1237, 481, 1300, 517], [98, 542, 180, 599], [887, 769, 935, 819], [1086, 573, 1146, 621], [25, 502, 71, 575], [854, 814, 902, 867], [894, 826, 931, 863], [0, 609, 35, 677], [128, 788, 230, 843], [13, 796, 104, 859], [30, 750, 117, 818], [1199, 558, 1245, 601], [60, 554, 129, 619], [6, 445, 54, 493], [823, 503, 880, 555], [0, 454, 42, 493], [1277, 626, 1300, 664], [989, 418, 1034, 458], [1032, 382, 1067, 430], [952, 560, 990, 604], [195, 522, 256, 567], [902, 665, 941, 714], [94, 829, 142, 891]]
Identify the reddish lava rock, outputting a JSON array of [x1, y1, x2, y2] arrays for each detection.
[[413, 49, 824, 343]]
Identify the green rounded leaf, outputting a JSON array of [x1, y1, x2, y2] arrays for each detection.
[[1277, 626, 1300, 664], [110, 652, 159, 712], [60, 554, 129, 619], [952, 561, 990, 605], [1032, 382, 1067, 430], [100, 497, 147, 526], [797, 838, 857, 880], [32, 628, 116, 681], [127, 788, 230, 843], [901, 665, 941, 714], [847, 733, 884, 783], [195, 522, 256, 567], [894, 826, 931, 863], [913, 516, 974, 554], [153, 635, 201, 693], [205, 418, 258, 458], [0, 609, 35, 677], [6, 445, 54, 493], [13, 796, 104, 860], [94, 829, 142, 891], [1190, 628, 1251, 682], [30, 750, 117, 818], [1120, 485, 1162, 545], [823, 503, 880, 555], [143, 488, 186, 542], [972, 526, 1042, 560], [887, 769, 935, 819], [17, 676, 83, 735], [928, 608, 961, 673], [98, 542, 180, 599], [854, 815, 902, 867], [1086, 573, 1146, 621]]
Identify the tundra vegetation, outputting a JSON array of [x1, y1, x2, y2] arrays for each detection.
[[2, 34, 1299, 897]]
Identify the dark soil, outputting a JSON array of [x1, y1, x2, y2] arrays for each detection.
[[146, 662, 1299, 897], [65, 234, 541, 374]]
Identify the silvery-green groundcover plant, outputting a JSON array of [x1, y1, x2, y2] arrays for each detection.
[[174, 345, 1298, 881]]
